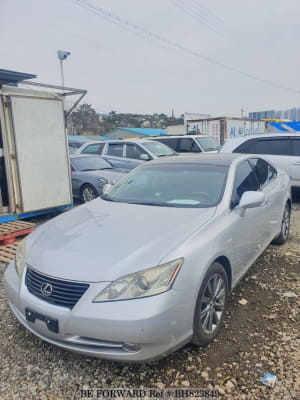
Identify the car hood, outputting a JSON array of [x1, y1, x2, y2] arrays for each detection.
[[26, 200, 216, 282]]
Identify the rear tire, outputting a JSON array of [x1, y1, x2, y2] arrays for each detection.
[[272, 203, 290, 245], [192, 262, 228, 346], [80, 184, 98, 203]]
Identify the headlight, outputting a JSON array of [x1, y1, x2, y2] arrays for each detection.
[[97, 178, 116, 185], [97, 177, 109, 184], [93, 258, 183, 302], [15, 239, 26, 277]]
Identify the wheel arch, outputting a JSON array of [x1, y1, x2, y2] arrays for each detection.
[[214, 256, 232, 290]]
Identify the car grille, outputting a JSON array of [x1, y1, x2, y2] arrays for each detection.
[[25, 267, 89, 309]]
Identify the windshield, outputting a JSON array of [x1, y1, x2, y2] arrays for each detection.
[[142, 141, 177, 157], [102, 163, 227, 208], [195, 137, 221, 152], [72, 156, 113, 171]]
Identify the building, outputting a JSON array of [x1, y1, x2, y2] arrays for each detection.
[[249, 107, 300, 121], [105, 127, 165, 140]]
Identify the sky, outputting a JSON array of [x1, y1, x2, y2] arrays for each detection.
[[1, 0, 300, 117]]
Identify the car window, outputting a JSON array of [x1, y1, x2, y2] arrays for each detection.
[[250, 158, 277, 188], [178, 138, 200, 153], [254, 139, 291, 156], [156, 138, 178, 151], [126, 144, 147, 160], [291, 139, 300, 156], [82, 143, 105, 155], [107, 143, 124, 157], [234, 139, 256, 153], [231, 160, 260, 208]]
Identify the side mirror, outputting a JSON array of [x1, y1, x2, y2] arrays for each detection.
[[238, 191, 265, 216], [140, 153, 150, 161], [102, 183, 112, 195]]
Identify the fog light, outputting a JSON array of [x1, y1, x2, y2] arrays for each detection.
[[123, 343, 141, 352]]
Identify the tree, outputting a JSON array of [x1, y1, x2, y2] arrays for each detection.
[[67, 104, 101, 135]]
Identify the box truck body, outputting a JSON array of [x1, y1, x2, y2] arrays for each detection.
[[0, 85, 73, 222], [186, 117, 266, 144]]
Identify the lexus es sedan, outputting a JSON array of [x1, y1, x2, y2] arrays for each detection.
[[70, 155, 128, 202], [4, 154, 291, 362]]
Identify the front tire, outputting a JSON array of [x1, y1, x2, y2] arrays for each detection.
[[80, 184, 98, 203], [272, 203, 291, 245], [192, 262, 228, 346]]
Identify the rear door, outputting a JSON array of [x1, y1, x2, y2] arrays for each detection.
[[8, 93, 72, 213], [290, 138, 300, 187]]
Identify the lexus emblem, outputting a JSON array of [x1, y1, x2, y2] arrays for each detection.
[[40, 282, 53, 297]]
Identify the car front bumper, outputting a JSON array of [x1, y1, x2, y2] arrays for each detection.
[[4, 261, 193, 362]]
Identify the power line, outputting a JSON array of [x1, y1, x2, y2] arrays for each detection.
[[188, 0, 224, 26], [72, 0, 299, 94], [170, 0, 221, 35]]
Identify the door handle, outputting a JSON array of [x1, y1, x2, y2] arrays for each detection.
[[291, 162, 300, 166]]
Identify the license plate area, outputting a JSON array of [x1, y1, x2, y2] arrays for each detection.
[[25, 308, 59, 333]]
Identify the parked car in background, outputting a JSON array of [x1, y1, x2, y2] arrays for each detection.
[[5, 154, 291, 362], [220, 133, 300, 188], [74, 139, 177, 170], [152, 135, 221, 153], [68, 139, 92, 154], [70, 155, 128, 202]]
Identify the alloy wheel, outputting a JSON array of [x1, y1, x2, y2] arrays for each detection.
[[82, 186, 97, 202], [199, 273, 225, 334], [281, 205, 290, 240]]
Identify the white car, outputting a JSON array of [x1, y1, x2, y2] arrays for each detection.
[[152, 135, 220, 153], [220, 133, 300, 188]]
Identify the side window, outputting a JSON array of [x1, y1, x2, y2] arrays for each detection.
[[234, 140, 256, 153], [107, 143, 124, 157], [231, 161, 260, 208], [126, 144, 146, 160], [250, 158, 277, 188], [178, 138, 200, 153], [291, 139, 300, 156], [156, 138, 178, 151], [82, 143, 104, 155], [254, 139, 291, 156]]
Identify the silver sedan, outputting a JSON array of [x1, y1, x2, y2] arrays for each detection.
[[4, 154, 291, 362]]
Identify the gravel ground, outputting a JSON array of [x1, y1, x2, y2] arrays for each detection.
[[0, 195, 299, 400]]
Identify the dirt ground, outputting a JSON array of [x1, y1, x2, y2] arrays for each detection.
[[0, 194, 299, 400]]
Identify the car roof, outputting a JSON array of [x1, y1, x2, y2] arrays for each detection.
[[79, 138, 158, 145], [221, 133, 300, 152], [70, 154, 106, 159], [147, 153, 244, 167], [153, 135, 210, 139]]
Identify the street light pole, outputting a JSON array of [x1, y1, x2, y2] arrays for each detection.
[[57, 50, 70, 111]]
